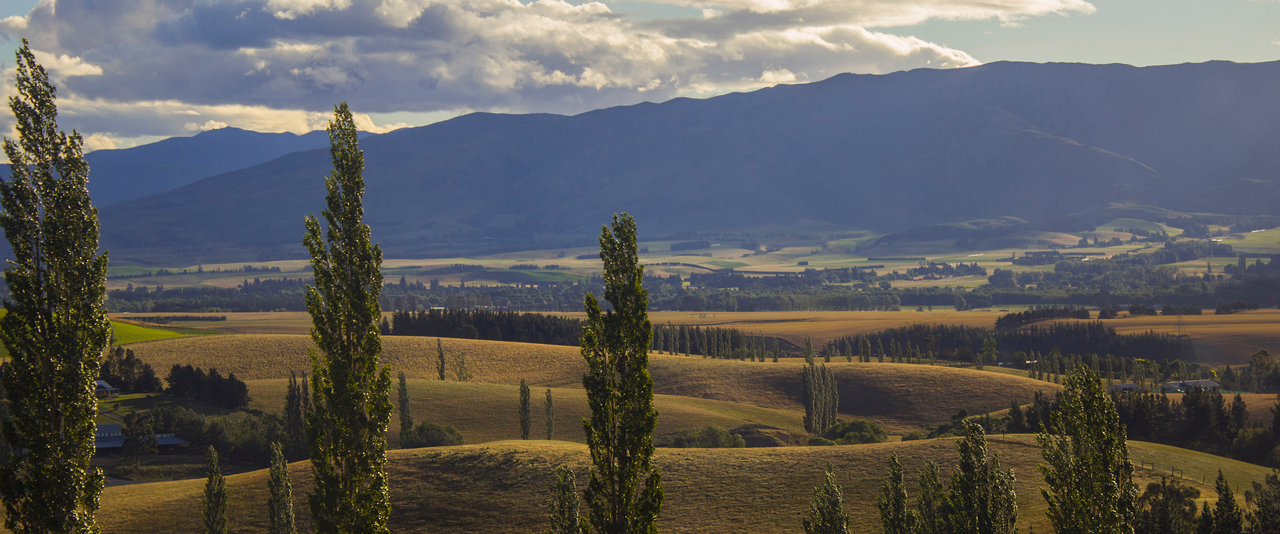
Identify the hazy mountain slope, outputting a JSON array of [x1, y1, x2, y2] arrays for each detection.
[[98, 60, 1280, 259], [82, 127, 336, 206]]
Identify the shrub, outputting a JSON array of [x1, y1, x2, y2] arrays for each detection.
[[401, 421, 464, 448], [821, 420, 887, 444], [807, 437, 836, 447], [668, 425, 745, 448], [902, 431, 927, 442]]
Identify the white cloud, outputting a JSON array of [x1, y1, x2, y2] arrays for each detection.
[[184, 120, 230, 131], [0, 0, 1094, 144], [265, 0, 354, 19], [29, 50, 103, 77]]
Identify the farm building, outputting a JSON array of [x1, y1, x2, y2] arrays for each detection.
[[1159, 380, 1222, 393], [94, 380, 120, 398], [94, 424, 189, 451], [1107, 383, 1140, 394]]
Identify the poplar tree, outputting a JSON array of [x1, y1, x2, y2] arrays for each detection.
[[915, 460, 945, 534], [1038, 364, 1137, 534], [285, 371, 309, 460], [267, 442, 297, 534], [580, 214, 663, 534], [545, 388, 555, 440], [398, 371, 412, 446], [436, 338, 447, 380], [878, 453, 916, 534], [803, 463, 850, 534], [0, 40, 112, 534], [947, 421, 1018, 534], [520, 379, 532, 440], [303, 102, 393, 534], [546, 465, 582, 534], [203, 447, 228, 534], [804, 336, 816, 365]]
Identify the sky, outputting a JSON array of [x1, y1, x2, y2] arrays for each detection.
[[0, 0, 1276, 150]]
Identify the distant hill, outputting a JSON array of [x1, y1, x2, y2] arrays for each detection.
[[81, 127, 346, 207], [96, 60, 1280, 260]]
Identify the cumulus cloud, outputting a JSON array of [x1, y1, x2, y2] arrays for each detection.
[[0, 0, 1093, 145]]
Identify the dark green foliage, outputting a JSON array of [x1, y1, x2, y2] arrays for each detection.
[[579, 214, 663, 534], [878, 453, 916, 534], [1134, 477, 1198, 534], [203, 446, 228, 534], [455, 351, 472, 382], [391, 309, 584, 345], [284, 371, 309, 461], [820, 420, 886, 445], [267, 442, 297, 534], [122, 411, 158, 469], [303, 103, 394, 534], [802, 364, 838, 434], [1248, 470, 1280, 533], [1212, 471, 1243, 534], [1039, 365, 1138, 534], [101, 347, 163, 393], [915, 460, 944, 534], [545, 389, 555, 440], [397, 371, 412, 447], [166, 364, 252, 410], [667, 425, 745, 448], [995, 306, 1091, 329], [804, 336, 816, 365], [400, 421, 464, 448], [546, 465, 582, 534], [943, 421, 1018, 534], [824, 321, 1195, 364], [0, 40, 111, 534], [1197, 502, 1214, 534], [520, 379, 532, 440], [436, 338, 446, 381], [802, 464, 850, 534], [807, 437, 836, 446]]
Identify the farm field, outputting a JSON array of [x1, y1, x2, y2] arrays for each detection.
[[1071, 310, 1280, 365], [88, 436, 1267, 534]]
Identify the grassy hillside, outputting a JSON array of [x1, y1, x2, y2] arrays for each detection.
[[1061, 310, 1280, 364], [135, 335, 1059, 434], [90, 436, 1268, 534], [247, 380, 807, 445]]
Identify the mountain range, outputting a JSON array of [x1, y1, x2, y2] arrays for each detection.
[[91, 59, 1280, 262]]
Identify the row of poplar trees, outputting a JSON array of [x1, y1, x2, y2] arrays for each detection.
[[0, 42, 665, 534]]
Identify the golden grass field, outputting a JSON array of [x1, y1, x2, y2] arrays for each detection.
[[89, 436, 1269, 534], [133, 335, 1060, 434], [248, 380, 808, 445], [1081, 310, 1280, 365]]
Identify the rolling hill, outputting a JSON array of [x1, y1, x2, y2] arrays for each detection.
[[127, 335, 1060, 433], [95, 60, 1280, 260], [90, 437, 1269, 533]]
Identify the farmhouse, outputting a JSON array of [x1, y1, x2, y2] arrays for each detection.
[[94, 380, 120, 399]]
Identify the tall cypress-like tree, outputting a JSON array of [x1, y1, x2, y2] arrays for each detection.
[[803, 463, 850, 534], [303, 102, 393, 534], [546, 465, 583, 534], [878, 453, 916, 534], [946, 421, 1017, 534], [0, 40, 112, 534], [915, 460, 945, 534], [1038, 364, 1138, 534], [267, 442, 297, 534], [436, 338, 447, 381], [580, 214, 663, 534], [520, 379, 532, 440], [284, 371, 309, 461], [545, 388, 555, 440], [203, 446, 228, 534], [398, 371, 412, 446]]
